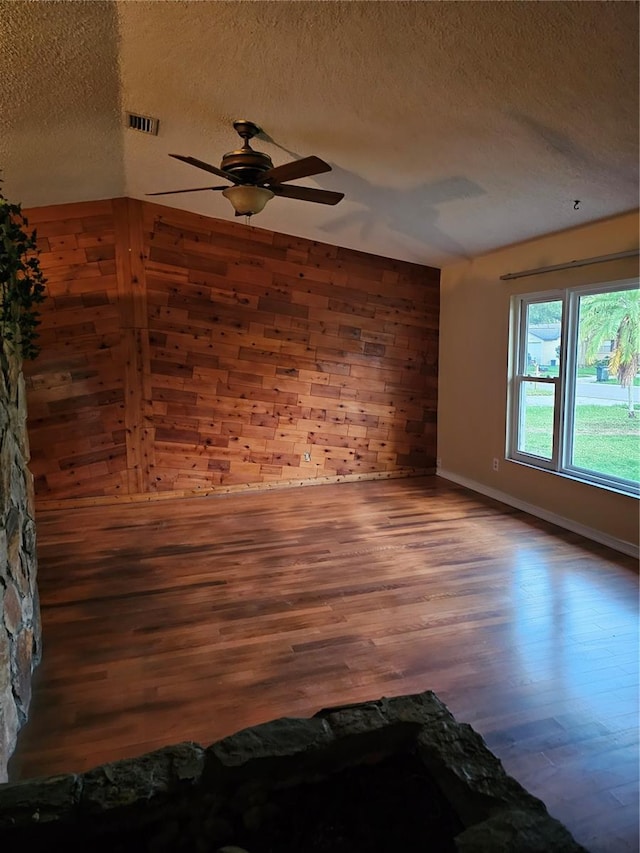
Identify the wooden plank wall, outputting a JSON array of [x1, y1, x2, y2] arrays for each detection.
[[23, 200, 128, 502], [23, 198, 439, 507]]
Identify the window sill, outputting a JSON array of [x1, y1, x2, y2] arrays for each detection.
[[508, 457, 640, 499]]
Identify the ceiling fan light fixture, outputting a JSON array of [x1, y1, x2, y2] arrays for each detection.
[[222, 185, 274, 216]]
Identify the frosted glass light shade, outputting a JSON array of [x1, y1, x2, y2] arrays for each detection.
[[222, 185, 274, 216]]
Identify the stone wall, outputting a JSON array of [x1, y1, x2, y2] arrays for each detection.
[[0, 339, 41, 782]]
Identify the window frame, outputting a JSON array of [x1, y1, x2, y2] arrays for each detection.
[[508, 279, 639, 497]]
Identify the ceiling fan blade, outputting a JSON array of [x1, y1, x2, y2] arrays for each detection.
[[146, 186, 228, 196], [259, 155, 331, 186], [272, 184, 345, 206], [169, 154, 240, 184]]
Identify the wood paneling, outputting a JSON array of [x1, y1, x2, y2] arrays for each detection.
[[24, 200, 128, 501], [9, 476, 639, 853], [24, 199, 439, 506]]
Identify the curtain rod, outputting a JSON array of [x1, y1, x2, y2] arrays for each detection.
[[500, 248, 640, 281]]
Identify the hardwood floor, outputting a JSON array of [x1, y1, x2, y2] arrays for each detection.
[[8, 476, 638, 852]]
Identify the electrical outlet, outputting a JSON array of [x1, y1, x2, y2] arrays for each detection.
[[303, 451, 312, 462], [492, 457, 499, 472]]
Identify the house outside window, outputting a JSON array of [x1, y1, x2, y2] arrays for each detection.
[[508, 279, 639, 496]]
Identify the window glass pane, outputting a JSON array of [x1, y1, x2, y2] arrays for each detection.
[[525, 300, 563, 378], [518, 380, 555, 459], [570, 288, 640, 482], [572, 406, 640, 481]]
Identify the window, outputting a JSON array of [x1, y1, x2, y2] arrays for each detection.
[[509, 279, 639, 496]]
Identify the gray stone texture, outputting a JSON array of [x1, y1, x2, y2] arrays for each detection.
[[0, 340, 40, 782], [0, 691, 587, 852], [81, 743, 205, 813]]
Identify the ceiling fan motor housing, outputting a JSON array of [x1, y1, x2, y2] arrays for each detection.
[[221, 147, 274, 184]]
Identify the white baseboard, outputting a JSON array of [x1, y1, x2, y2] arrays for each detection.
[[437, 468, 639, 559]]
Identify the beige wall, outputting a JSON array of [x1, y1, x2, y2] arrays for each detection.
[[438, 210, 639, 553]]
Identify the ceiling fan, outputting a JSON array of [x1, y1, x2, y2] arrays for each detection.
[[148, 120, 345, 218]]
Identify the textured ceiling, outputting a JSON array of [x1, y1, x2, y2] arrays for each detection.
[[0, 0, 638, 266]]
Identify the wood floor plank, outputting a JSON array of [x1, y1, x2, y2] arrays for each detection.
[[8, 475, 638, 852]]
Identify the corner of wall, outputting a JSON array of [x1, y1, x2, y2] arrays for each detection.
[[437, 211, 640, 549]]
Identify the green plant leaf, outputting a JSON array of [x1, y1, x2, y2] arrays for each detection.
[[0, 180, 47, 359]]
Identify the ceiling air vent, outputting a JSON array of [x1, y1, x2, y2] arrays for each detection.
[[126, 112, 159, 135]]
